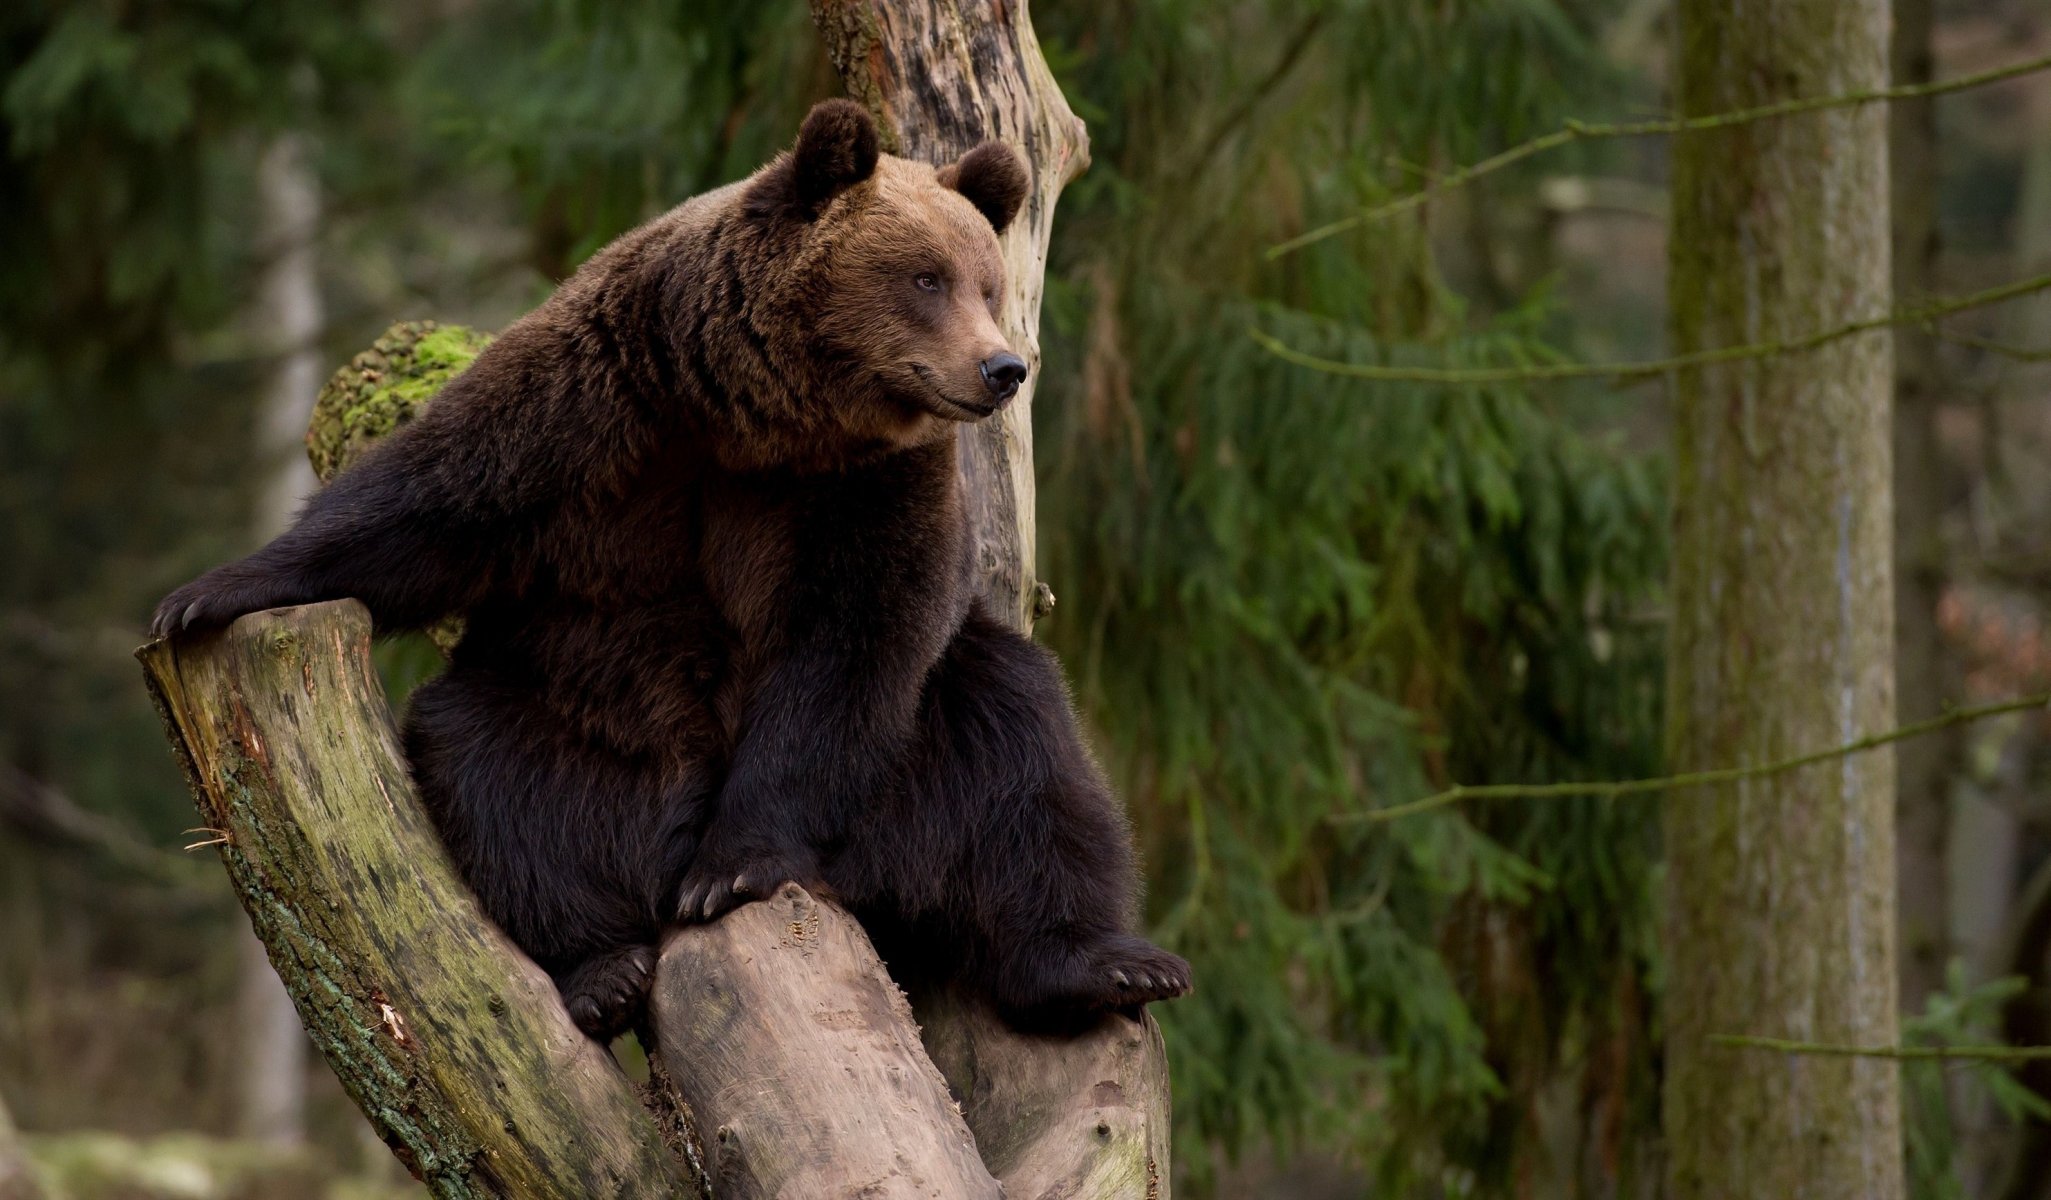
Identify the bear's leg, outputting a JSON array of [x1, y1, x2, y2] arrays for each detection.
[[403, 669, 703, 1039], [831, 614, 1190, 1027]]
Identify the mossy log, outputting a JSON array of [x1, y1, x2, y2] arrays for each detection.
[[138, 603, 693, 1198]]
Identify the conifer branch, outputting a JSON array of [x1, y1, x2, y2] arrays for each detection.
[[1268, 51, 2051, 260], [1709, 1034, 2051, 1063], [1253, 272, 2051, 386], [1335, 691, 2051, 823]]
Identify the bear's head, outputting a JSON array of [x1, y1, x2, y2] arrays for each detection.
[[742, 99, 1031, 452]]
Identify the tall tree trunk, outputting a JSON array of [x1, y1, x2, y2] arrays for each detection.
[[1661, 1, 1902, 1197], [811, 0, 1087, 631], [232, 129, 324, 1149], [1890, 0, 1958, 1024]]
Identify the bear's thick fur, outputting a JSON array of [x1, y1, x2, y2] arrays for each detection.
[[153, 100, 1190, 1038]]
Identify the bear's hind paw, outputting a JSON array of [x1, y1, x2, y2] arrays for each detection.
[[1088, 937, 1193, 1008], [559, 944, 656, 1040]]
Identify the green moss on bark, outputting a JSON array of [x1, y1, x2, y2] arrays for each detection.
[[307, 322, 491, 483]]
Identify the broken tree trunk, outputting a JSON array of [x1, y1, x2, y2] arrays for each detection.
[[806, 5, 1175, 1196], [652, 887, 998, 1198], [139, 1, 1171, 1193], [138, 603, 693, 1199]]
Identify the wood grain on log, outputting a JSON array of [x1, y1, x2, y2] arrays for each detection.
[[916, 988, 1170, 1200], [138, 602, 691, 1199], [651, 886, 999, 1199]]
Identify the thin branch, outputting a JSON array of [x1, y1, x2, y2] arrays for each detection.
[[1335, 691, 2050, 823], [1253, 272, 2051, 386], [0, 763, 208, 888], [1268, 51, 2051, 259], [1934, 327, 2051, 363], [1710, 1034, 2051, 1063]]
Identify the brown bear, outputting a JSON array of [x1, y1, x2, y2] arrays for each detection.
[[152, 99, 1191, 1039]]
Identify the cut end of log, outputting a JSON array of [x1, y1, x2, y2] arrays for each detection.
[[652, 886, 1001, 1199]]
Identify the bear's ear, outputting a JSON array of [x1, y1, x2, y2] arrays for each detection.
[[937, 142, 1028, 235], [789, 98, 879, 216]]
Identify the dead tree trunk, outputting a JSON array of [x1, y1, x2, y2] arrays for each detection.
[[138, 3, 1172, 1196], [803, 5, 1175, 1196], [138, 604, 692, 1199]]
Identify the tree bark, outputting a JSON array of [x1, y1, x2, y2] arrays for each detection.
[[138, 603, 693, 1199], [648, 887, 999, 1198], [1661, 1, 1903, 1197]]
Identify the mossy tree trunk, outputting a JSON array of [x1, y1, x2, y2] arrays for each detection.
[[138, 604, 692, 1199], [1661, 0, 1903, 1197]]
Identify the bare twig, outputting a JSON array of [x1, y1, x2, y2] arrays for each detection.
[[1269, 51, 2051, 259], [1335, 690, 2051, 823], [0, 763, 207, 888], [1253, 272, 2051, 386], [1710, 1034, 2051, 1063], [1934, 327, 2051, 363]]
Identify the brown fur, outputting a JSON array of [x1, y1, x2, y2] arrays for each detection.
[[153, 100, 1189, 1038]]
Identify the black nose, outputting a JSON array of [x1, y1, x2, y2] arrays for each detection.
[[979, 353, 1028, 399]]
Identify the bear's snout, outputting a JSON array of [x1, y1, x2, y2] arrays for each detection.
[[979, 353, 1028, 403]]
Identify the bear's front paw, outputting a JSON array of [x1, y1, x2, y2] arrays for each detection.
[[558, 944, 656, 1040], [673, 841, 819, 924], [149, 566, 292, 640]]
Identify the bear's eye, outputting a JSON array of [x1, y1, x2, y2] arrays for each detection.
[[914, 272, 941, 293]]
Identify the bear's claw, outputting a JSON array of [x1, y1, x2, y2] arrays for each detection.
[[559, 944, 656, 1040], [1084, 936, 1192, 1009], [673, 847, 816, 925]]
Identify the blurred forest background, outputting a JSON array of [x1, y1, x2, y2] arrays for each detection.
[[3, 0, 2051, 1196]]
